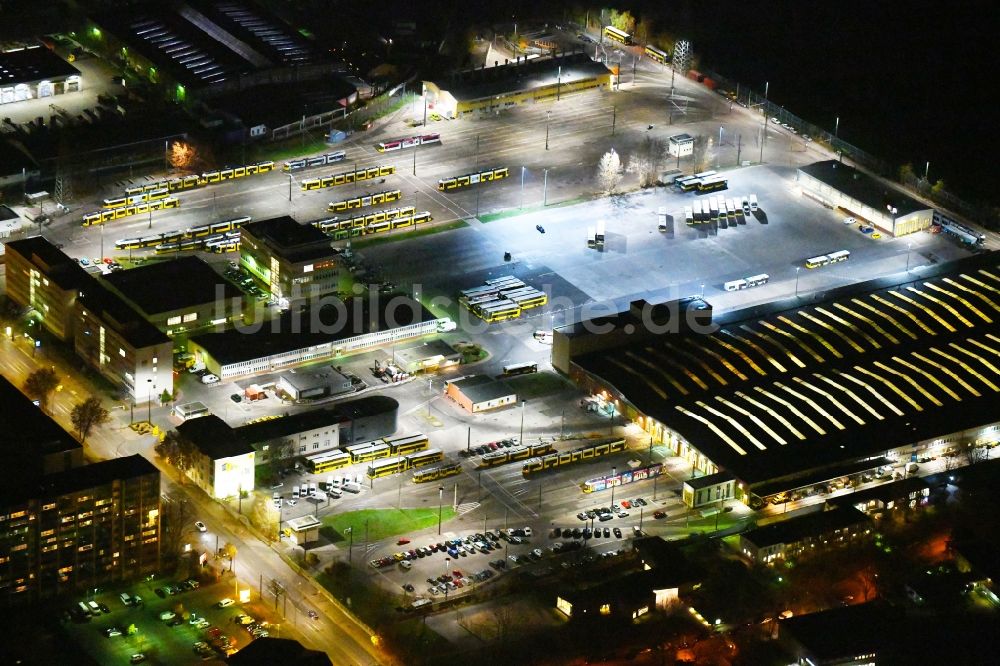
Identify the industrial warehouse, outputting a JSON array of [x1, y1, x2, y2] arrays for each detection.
[[554, 254, 1000, 506]]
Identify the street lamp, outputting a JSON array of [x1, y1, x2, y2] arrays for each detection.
[[610, 466, 617, 506], [518, 399, 526, 444], [437, 486, 444, 535], [906, 243, 913, 272], [834, 116, 840, 138], [146, 379, 153, 423], [795, 266, 801, 297], [543, 168, 549, 206], [444, 557, 451, 600], [545, 111, 551, 150], [519, 166, 526, 209]]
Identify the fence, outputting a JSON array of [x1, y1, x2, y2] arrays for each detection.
[[699, 66, 997, 228]]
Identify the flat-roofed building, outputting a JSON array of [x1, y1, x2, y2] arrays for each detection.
[[240, 216, 339, 305], [668, 133, 694, 157], [101, 256, 245, 336], [393, 339, 462, 374], [3, 236, 92, 342], [739, 506, 871, 565], [424, 52, 612, 118], [797, 160, 934, 237], [0, 376, 160, 603], [74, 281, 173, 403], [0, 44, 82, 106], [277, 367, 352, 401], [555, 255, 1000, 508], [445, 375, 517, 413], [187, 295, 449, 380], [175, 415, 255, 499], [682, 472, 736, 509]]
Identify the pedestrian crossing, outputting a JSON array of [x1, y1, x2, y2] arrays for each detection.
[[456, 502, 480, 516]]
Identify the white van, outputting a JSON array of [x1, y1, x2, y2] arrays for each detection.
[[308, 482, 317, 497], [725, 279, 749, 292], [291, 485, 300, 500], [119, 592, 133, 606], [200, 374, 220, 385], [272, 492, 282, 508], [741, 196, 751, 215], [87, 600, 101, 615], [749, 194, 758, 211]]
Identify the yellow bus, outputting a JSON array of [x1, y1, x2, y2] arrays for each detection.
[[644, 45, 669, 64], [385, 434, 430, 456], [603, 26, 632, 45], [305, 450, 352, 474]]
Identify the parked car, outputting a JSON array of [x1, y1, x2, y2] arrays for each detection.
[[216, 598, 235, 608], [194, 521, 207, 532]]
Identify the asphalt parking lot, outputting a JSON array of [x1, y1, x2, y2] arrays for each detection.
[[61, 577, 293, 665]]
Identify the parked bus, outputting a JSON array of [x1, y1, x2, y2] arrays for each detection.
[[367, 456, 406, 479], [675, 175, 700, 192], [696, 176, 729, 193], [376, 134, 441, 152], [725, 278, 749, 292], [305, 450, 352, 474], [603, 26, 632, 44], [327, 189, 402, 213], [82, 197, 180, 226], [828, 250, 851, 263], [346, 441, 391, 463], [644, 45, 669, 64], [805, 255, 831, 269], [477, 301, 521, 323], [746, 273, 770, 287], [384, 434, 430, 456], [301, 164, 396, 191], [501, 362, 538, 376], [657, 206, 668, 232]]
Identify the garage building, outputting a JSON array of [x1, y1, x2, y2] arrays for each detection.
[[797, 160, 934, 237], [0, 45, 81, 106]]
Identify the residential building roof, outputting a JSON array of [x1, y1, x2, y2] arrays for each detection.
[[176, 415, 254, 460], [798, 160, 929, 217], [4, 235, 91, 291], [102, 256, 243, 315], [742, 506, 870, 549], [684, 471, 735, 490], [77, 280, 170, 349], [826, 476, 929, 509]]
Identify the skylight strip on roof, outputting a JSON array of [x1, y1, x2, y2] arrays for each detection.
[[715, 395, 788, 446], [799, 310, 865, 353], [854, 367, 920, 412], [907, 287, 971, 328], [721, 330, 787, 373], [871, 294, 935, 335], [912, 352, 981, 397], [675, 405, 748, 456], [942, 277, 1000, 313], [754, 386, 826, 435], [816, 306, 882, 349], [735, 391, 807, 440], [759, 321, 824, 363], [739, 325, 807, 368], [891, 357, 957, 402], [816, 372, 885, 421], [775, 381, 846, 431], [925, 283, 991, 324], [777, 315, 842, 358], [794, 377, 866, 426], [696, 400, 768, 451], [853, 298, 915, 340]]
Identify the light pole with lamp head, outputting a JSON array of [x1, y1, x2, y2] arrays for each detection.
[[795, 266, 801, 297], [545, 111, 550, 150], [519, 167, 526, 208], [906, 243, 913, 272], [146, 379, 153, 423], [437, 486, 444, 534], [610, 466, 617, 507], [518, 400, 526, 444]]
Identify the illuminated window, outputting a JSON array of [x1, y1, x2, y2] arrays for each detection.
[[183, 313, 197, 323], [303, 264, 314, 273], [119, 348, 126, 358], [599, 603, 611, 615]]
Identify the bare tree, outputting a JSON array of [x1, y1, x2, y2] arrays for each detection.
[[690, 135, 709, 172], [596, 149, 623, 195], [220, 542, 237, 571], [161, 497, 196, 563], [24, 368, 60, 412], [71, 396, 111, 443], [960, 440, 988, 466], [155, 430, 198, 479], [626, 137, 665, 188]]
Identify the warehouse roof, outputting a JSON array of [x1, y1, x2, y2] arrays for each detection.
[[191, 295, 438, 366], [827, 476, 930, 509], [741, 506, 870, 548], [798, 160, 930, 217], [0, 45, 80, 87], [428, 51, 611, 103], [572, 254, 1000, 488], [236, 396, 398, 443], [103, 256, 242, 315]]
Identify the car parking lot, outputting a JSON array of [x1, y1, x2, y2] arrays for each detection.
[[366, 523, 637, 600], [61, 577, 288, 664]]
